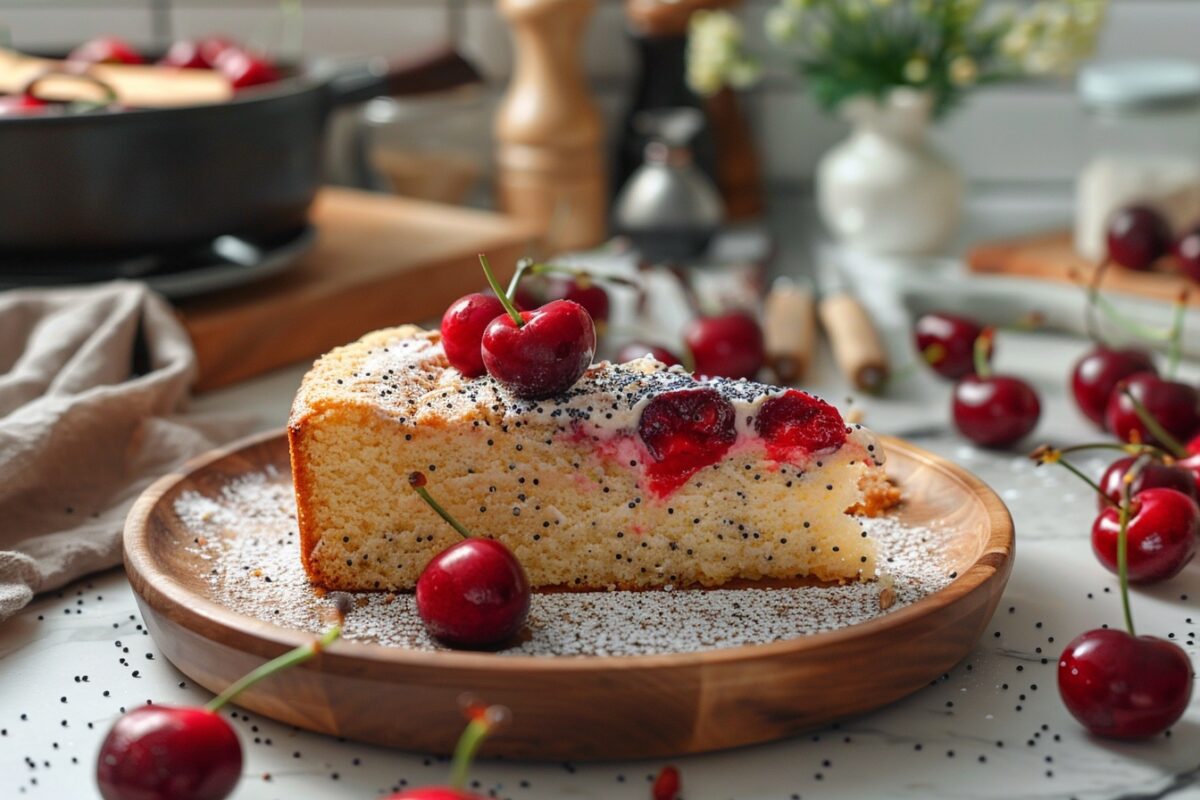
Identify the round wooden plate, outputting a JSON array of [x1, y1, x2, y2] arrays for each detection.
[[124, 430, 1013, 761]]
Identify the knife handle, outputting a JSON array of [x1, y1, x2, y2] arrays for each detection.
[[764, 280, 816, 384], [818, 292, 889, 393]]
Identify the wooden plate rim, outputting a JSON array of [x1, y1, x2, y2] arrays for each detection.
[[124, 429, 1014, 674]]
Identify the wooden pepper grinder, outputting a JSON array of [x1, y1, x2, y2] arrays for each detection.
[[494, 0, 607, 254]]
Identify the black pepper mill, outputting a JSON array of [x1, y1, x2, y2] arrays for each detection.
[[616, 0, 763, 221]]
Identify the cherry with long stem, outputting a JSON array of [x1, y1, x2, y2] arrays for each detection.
[[205, 622, 343, 713], [408, 471, 530, 648], [449, 701, 509, 791]]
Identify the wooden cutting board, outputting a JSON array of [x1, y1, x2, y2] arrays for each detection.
[[966, 229, 1200, 307], [177, 188, 540, 392]]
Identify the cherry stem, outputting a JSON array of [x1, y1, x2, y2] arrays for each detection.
[[479, 254, 523, 328], [409, 471, 472, 539], [1116, 459, 1145, 638], [1085, 260, 1176, 344], [1165, 290, 1187, 379], [1122, 388, 1188, 458], [972, 328, 994, 379], [1056, 441, 1171, 459], [1083, 258, 1110, 345], [920, 343, 947, 366], [506, 258, 639, 298], [449, 704, 509, 791], [205, 624, 342, 713], [1030, 446, 1117, 508]]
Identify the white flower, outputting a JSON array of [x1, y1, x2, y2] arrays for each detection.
[[686, 10, 763, 97], [949, 55, 978, 86], [765, 5, 801, 44], [1003, 0, 1107, 76], [903, 56, 930, 83]]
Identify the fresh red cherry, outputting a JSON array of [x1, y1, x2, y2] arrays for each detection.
[[159, 40, 212, 70], [410, 472, 530, 648], [683, 311, 764, 379], [1105, 373, 1200, 449], [615, 342, 681, 367], [913, 312, 990, 379], [638, 388, 736, 495], [952, 375, 1041, 448], [68, 36, 145, 66], [214, 48, 280, 89], [1091, 487, 1198, 583], [1070, 347, 1157, 429], [1106, 205, 1171, 271], [478, 255, 595, 399], [481, 300, 595, 399], [441, 293, 507, 378], [1097, 456, 1198, 510], [754, 389, 846, 459], [96, 706, 241, 800], [544, 277, 610, 332], [1173, 225, 1200, 283], [417, 539, 530, 647], [387, 790, 482, 800], [1058, 628, 1193, 738]]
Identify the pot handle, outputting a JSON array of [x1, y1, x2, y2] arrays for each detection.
[[327, 45, 482, 107]]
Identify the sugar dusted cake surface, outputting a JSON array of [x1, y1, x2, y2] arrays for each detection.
[[289, 325, 888, 591]]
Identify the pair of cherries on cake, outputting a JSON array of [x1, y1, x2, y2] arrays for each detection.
[[420, 255, 601, 648]]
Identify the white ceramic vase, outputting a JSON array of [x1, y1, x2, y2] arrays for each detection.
[[816, 88, 963, 256]]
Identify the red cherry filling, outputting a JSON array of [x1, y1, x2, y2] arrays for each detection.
[[638, 388, 736, 495], [1090, 487, 1198, 583], [754, 389, 847, 460]]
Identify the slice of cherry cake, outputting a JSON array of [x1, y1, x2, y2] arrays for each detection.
[[289, 325, 892, 591]]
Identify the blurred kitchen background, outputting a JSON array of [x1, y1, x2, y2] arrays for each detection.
[[1, 0, 1191, 196], [0, 0, 1190, 195], [2, 0, 1197, 395]]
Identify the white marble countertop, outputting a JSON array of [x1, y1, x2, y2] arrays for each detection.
[[2, 188, 1199, 799]]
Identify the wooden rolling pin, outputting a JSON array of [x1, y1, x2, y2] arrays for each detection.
[[763, 277, 817, 384], [818, 291, 889, 394], [0, 47, 232, 107]]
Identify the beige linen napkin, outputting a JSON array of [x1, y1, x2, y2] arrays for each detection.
[[0, 282, 252, 620]]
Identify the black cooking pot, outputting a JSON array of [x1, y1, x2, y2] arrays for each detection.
[[0, 47, 480, 255]]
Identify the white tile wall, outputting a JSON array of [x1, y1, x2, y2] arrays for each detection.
[[169, 4, 449, 58], [0, 0, 1196, 184]]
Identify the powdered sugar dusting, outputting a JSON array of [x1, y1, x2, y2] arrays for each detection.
[[173, 471, 954, 657]]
